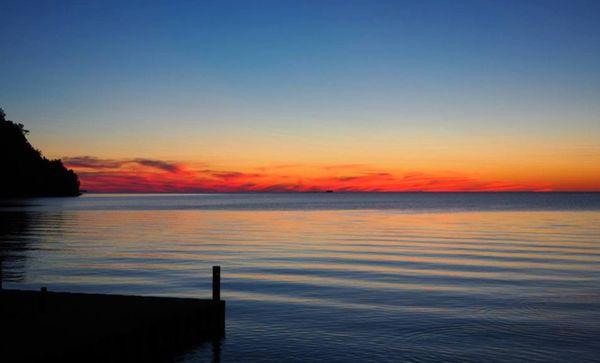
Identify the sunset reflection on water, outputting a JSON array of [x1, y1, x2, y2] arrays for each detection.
[[1, 194, 599, 361]]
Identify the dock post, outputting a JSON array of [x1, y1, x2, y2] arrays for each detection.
[[211, 266, 225, 334], [212, 266, 221, 301]]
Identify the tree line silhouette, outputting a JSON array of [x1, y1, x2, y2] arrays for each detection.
[[0, 107, 80, 197]]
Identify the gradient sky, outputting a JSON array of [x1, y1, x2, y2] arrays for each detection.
[[1, 0, 600, 192]]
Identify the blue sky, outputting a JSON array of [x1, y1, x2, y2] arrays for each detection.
[[1, 0, 599, 191]]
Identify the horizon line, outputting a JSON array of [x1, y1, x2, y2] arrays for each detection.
[[80, 190, 600, 194]]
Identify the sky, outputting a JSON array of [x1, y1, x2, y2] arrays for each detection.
[[1, 0, 599, 192]]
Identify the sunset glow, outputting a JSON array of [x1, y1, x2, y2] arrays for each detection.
[[63, 156, 599, 193], [2, 1, 599, 192]]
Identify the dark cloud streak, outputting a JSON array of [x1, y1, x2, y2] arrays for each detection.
[[64, 156, 181, 173], [132, 158, 180, 172]]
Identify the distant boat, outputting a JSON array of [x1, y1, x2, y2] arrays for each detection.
[[325, 190, 334, 193]]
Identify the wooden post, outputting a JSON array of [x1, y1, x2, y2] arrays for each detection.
[[212, 266, 220, 301], [0, 255, 3, 291]]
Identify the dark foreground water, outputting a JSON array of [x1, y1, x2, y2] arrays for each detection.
[[1, 193, 600, 362]]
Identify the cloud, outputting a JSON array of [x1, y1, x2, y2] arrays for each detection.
[[132, 158, 180, 173], [63, 156, 181, 173], [209, 171, 263, 179], [63, 155, 591, 193], [62, 156, 124, 169]]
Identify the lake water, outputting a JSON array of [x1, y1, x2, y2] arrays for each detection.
[[1, 193, 600, 362]]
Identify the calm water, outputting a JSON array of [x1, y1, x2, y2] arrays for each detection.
[[1, 193, 600, 362]]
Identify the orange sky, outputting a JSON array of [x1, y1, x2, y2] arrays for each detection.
[[36, 118, 600, 192], [62, 156, 600, 192]]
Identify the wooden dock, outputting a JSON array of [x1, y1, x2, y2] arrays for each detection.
[[0, 266, 225, 362]]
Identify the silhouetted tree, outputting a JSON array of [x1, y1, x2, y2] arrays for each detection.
[[0, 107, 80, 197]]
